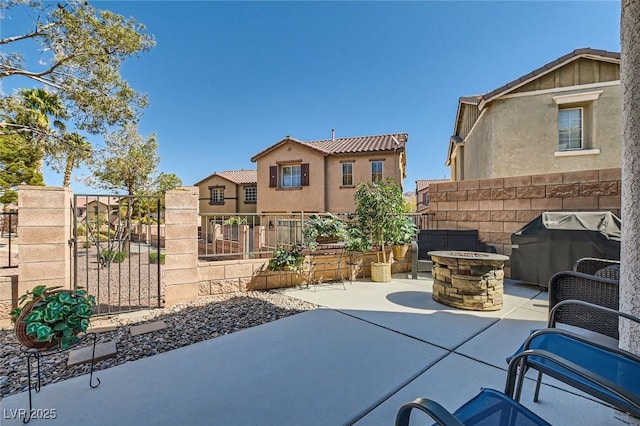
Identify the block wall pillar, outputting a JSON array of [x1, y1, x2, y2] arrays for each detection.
[[164, 187, 199, 305], [17, 186, 72, 295]]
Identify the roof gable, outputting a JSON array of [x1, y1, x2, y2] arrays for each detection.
[[416, 179, 449, 191], [194, 169, 257, 186], [478, 48, 620, 110], [251, 133, 408, 162]]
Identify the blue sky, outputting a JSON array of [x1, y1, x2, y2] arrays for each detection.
[[2, 1, 621, 194]]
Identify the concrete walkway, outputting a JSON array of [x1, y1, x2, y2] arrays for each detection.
[[1, 274, 638, 425]]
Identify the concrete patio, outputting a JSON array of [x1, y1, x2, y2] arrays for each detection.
[[1, 273, 638, 425]]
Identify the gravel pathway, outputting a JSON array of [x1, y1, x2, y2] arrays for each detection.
[[0, 291, 318, 399]]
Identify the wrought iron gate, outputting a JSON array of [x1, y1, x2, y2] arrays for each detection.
[[71, 194, 163, 315]]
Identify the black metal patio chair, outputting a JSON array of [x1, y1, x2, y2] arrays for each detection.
[[573, 257, 620, 280], [548, 270, 619, 340], [508, 300, 640, 418], [395, 387, 552, 426]]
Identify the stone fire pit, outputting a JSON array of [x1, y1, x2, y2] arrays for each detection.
[[428, 250, 509, 311]]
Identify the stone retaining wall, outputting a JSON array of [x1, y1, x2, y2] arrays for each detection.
[[428, 168, 621, 276]]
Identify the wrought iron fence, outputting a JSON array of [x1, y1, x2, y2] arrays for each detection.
[[72, 194, 163, 315], [0, 211, 18, 268], [198, 211, 433, 261]]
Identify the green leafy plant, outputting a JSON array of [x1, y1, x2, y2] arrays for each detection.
[[98, 249, 127, 264], [302, 213, 347, 251], [268, 245, 305, 273], [388, 215, 418, 246], [354, 177, 406, 263], [344, 226, 372, 254], [10, 285, 96, 349], [149, 252, 165, 264], [224, 216, 247, 225]]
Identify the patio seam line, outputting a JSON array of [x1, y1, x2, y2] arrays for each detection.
[[331, 308, 454, 352], [345, 351, 452, 425]]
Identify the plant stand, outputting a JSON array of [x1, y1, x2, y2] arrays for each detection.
[[19, 333, 101, 424], [305, 243, 346, 291]]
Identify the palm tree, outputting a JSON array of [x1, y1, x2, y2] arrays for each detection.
[[61, 132, 92, 187], [14, 88, 68, 175]]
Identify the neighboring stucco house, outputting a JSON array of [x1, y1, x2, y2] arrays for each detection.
[[416, 179, 449, 213], [75, 196, 120, 221], [194, 169, 257, 230], [250, 132, 408, 214], [446, 48, 621, 181]]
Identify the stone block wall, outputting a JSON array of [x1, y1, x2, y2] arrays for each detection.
[[428, 168, 621, 275]]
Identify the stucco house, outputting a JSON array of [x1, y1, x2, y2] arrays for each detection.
[[415, 179, 449, 213], [194, 169, 257, 230], [250, 132, 408, 214], [446, 48, 621, 181]]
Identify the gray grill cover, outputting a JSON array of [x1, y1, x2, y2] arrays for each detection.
[[510, 211, 621, 287]]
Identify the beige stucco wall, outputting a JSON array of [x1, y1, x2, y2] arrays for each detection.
[[256, 141, 327, 213], [463, 84, 621, 180], [197, 175, 257, 231], [325, 151, 402, 213]]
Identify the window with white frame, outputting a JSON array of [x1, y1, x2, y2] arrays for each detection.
[[244, 186, 257, 203], [209, 186, 224, 204], [371, 160, 383, 182], [558, 108, 583, 151], [341, 162, 353, 186], [281, 165, 301, 188]]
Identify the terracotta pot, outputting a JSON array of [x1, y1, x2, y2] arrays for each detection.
[[315, 236, 340, 245], [392, 244, 409, 261]]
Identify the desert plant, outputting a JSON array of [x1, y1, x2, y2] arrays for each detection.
[[302, 213, 347, 250], [149, 252, 165, 264], [268, 245, 305, 273], [10, 285, 96, 349], [98, 250, 127, 264]]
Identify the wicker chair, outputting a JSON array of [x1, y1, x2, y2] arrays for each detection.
[[573, 257, 620, 280], [548, 270, 620, 340]]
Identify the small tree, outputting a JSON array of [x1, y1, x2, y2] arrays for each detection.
[[354, 177, 405, 264]]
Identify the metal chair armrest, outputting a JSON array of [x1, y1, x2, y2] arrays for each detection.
[[395, 398, 465, 426], [506, 348, 640, 413]]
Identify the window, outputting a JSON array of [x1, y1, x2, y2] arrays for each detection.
[[244, 186, 257, 203], [558, 108, 583, 151], [371, 160, 383, 182], [423, 192, 430, 207], [209, 186, 224, 204], [281, 165, 301, 188], [341, 162, 353, 186]]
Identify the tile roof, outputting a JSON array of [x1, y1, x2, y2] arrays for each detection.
[[479, 48, 620, 107], [194, 169, 257, 186], [416, 179, 449, 191], [251, 133, 408, 161], [304, 133, 408, 154]]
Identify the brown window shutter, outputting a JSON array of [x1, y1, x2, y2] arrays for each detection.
[[269, 166, 277, 188], [301, 163, 309, 186]]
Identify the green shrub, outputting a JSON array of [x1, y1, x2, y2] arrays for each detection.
[[99, 250, 127, 264], [149, 252, 165, 265]]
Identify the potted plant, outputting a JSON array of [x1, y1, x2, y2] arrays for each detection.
[[389, 215, 418, 261], [354, 177, 406, 282], [268, 244, 306, 274], [344, 225, 371, 265], [302, 213, 347, 251], [10, 285, 96, 350]]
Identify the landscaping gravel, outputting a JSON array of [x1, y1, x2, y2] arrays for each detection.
[[0, 291, 318, 399]]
